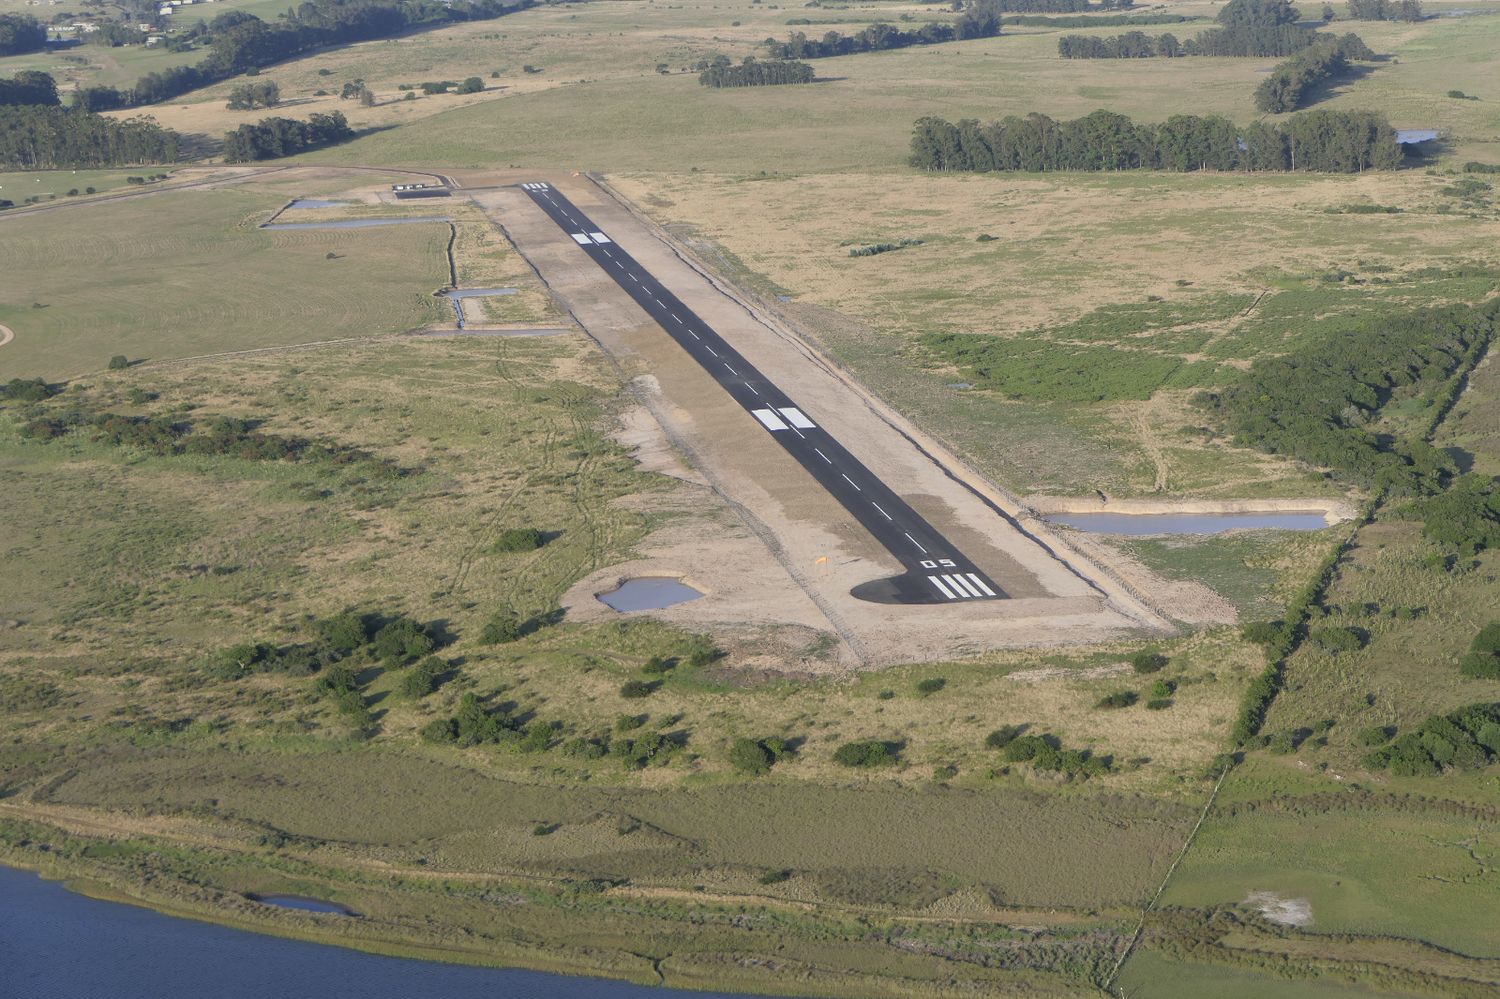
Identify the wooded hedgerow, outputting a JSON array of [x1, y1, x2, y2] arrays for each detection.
[[909, 109, 1403, 173]]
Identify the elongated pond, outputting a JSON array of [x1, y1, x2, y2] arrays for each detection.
[[2, 865, 770, 999]]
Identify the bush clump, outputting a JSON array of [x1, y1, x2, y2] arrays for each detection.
[[730, 735, 793, 774], [1131, 650, 1168, 673], [400, 656, 446, 699], [1458, 622, 1500, 679], [479, 611, 521, 645], [914, 677, 946, 696], [371, 616, 433, 665], [1096, 690, 1138, 709], [833, 740, 896, 768], [619, 679, 656, 699], [1001, 732, 1111, 778], [1364, 702, 1500, 776], [493, 527, 545, 553], [984, 725, 1023, 750]]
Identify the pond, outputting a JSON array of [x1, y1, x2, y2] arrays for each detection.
[[598, 577, 704, 612], [260, 216, 450, 231], [1395, 129, 1439, 145], [1044, 512, 1331, 536], [2, 865, 773, 999]]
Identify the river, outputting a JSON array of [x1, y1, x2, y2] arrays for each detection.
[[0, 864, 771, 999]]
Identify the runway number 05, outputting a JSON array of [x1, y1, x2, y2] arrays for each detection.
[[920, 559, 956, 569]]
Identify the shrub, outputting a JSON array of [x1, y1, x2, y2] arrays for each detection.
[[832, 740, 895, 768], [877, 689, 895, 700], [479, 612, 520, 645], [641, 655, 672, 676], [1356, 724, 1393, 746], [315, 611, 369, 654], [1311, 625, 1364, 654], [520, 720, 554, 752], [86, 186, 96, 193], [372, 617, 433, 665], [493, 527, 545, 553], [562, 736, 607, 759], [681, 634, 720, 668], [984, 725, 1023, 750], [1096, 691, 1138, 709], [400, 656, 445, 698], [1, 377, 58, 402], [205, 642, 269, 680], [1266, 731, 1299, 754], [612, 730, 679, 769], [1146, 698, 1173, 710], [914, 677, 946, 696], [1459, 651, 1500, 679], [619, 679, 655, 699], [730, 737, 774, 774], [1149, 679, 1175, 699], [1131, 650, 1168, 673], [1002, 734, 1052, 762], [758, 869, 791, 885], [106, 354, 130, 370], [456, 76, 485, 94], [421, 717, 457, 743]]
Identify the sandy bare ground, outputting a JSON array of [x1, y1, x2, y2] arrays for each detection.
[[0, 324, 13, 350], [462, 173, 1173, 664]]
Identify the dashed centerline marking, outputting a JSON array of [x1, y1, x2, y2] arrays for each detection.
[[872, 502, 893, 521], [841, 473, 861, 491], [724, 364, 738, 376], [905, 533, 929, 555], [814, 448, 832, 464]]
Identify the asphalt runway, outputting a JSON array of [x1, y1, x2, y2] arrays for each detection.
[[520, 182, 1004, 606]]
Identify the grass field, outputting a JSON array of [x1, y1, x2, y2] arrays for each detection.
[[0, 187, 451, 377], [296, 2, 1500, 173]]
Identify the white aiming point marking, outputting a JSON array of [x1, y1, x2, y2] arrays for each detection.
[[570, 233, 591, 245], [777, 407, 815, 429], [590, 232, 611, 244], [751, 409, 790, 431]]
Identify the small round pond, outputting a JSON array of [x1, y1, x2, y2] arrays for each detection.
[[1045, 512, 1331, 536], [597, 578, 703, 612], [247, 894, 358, 916]]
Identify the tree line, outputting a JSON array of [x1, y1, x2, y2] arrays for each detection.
[[1255, 34, 1376, 113], [910, 109, 1403, 174], [0, 13, 46, 56], [1059, 0, 1351, 59], [222, 110, 354, 162], [118, 0, 531, 108], [766, 3, 1002, 59], [0, 105, 180, 168], [699, 58, 815, 87], [1346, 0, 1422, 20], [1057, 25, 1322, 58]]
